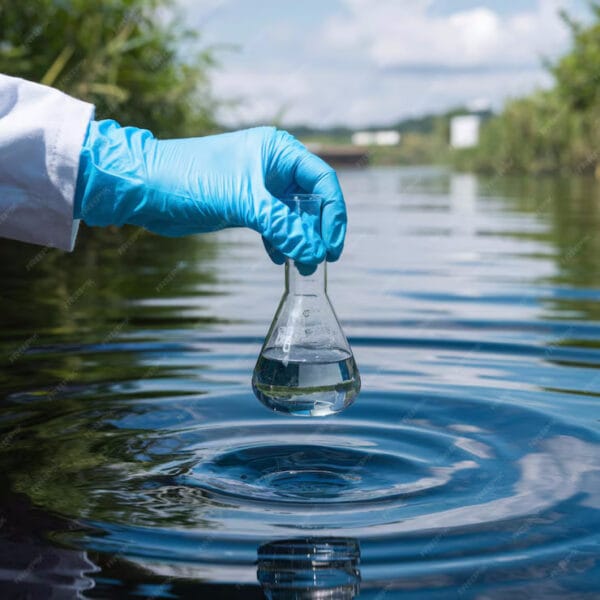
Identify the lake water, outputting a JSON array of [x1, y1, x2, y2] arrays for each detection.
[[0, 167, 598, 598]]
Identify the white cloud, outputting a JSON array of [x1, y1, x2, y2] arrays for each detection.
[[213, 63, 553, 127], [323, 0, 571, 69], [213, 67, 314, 124], [182, 0, 583, 126]]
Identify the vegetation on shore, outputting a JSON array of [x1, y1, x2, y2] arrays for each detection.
[[0, 0, 217, 137], [454, 4, 600, 176]]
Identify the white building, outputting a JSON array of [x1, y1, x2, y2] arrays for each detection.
[[450, 115, 481, 149], [351, 130, 401, 146]]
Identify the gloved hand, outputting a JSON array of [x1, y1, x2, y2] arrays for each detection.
[[74, 121, 346, 264]]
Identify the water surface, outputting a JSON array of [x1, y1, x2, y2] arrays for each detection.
[[0, 168, 598, 598]]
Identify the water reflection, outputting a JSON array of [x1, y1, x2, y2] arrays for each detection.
[[0, 492, 97, 598], [257, 538, 360, 600], [0, 223, 221, 342], [0, 167, 599, 596]]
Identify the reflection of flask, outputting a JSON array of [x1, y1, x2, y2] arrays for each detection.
[[252, 195, 360, 417], [257, 537, 361, 600]]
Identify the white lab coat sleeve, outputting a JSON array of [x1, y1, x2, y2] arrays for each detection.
[[0, 74, 94, 251]]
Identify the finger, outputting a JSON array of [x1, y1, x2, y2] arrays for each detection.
[[253, 193, 327, 265], [261, 236, 286, 265], [261, 237, 317, 274], [295, 153, 346, 262], [275, 132, 347, 261], [295, 262, 318, 276]]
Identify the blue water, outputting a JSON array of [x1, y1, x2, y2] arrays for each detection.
[[0, 168, 598, 598]]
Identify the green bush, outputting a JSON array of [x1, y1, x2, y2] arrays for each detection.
[[0, 0, 217, 136], [454, 3, 600, 175]]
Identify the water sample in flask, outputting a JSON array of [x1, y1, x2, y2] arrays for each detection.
[[252, 194, 361, 417]]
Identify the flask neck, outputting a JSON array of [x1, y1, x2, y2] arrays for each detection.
[[285, 260, 326, 295]]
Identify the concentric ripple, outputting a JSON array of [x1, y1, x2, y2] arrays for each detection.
[[178, 427, 456, 505], [39, 389, 596, 566]]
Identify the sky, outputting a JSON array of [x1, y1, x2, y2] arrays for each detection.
[[178, 0, 591, 128]]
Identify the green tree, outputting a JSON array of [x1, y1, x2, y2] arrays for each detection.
[[553, 4, 600, 111], [0, 0, 217, 137], [454, 2, 600, 175]]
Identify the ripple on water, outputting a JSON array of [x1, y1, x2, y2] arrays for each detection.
[[53, 388, 599, 591], [178, 431, 456, 505], [3, 331, 600, 594]]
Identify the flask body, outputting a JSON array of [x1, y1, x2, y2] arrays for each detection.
[[253, 258, 360, 417]]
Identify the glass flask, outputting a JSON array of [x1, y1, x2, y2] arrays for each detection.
[[252, 194, 361, 417]]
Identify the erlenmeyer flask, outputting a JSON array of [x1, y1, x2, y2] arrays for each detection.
[[252, 194, 361, 417]]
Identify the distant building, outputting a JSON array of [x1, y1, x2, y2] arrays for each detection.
[[450, 115, 481, 149], [351, 130, 401, 146]]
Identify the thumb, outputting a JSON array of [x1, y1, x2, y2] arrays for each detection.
[[252, 193, 327, 265]]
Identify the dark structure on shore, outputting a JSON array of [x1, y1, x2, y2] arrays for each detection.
[[307, 143, 369, 167]]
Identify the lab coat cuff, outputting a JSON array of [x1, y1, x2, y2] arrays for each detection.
[[50, 96, 94, 251]]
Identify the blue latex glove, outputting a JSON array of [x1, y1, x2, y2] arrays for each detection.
[[74, 121, 346, 264]]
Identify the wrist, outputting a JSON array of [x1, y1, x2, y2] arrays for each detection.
[[74, 119, 155, 227]]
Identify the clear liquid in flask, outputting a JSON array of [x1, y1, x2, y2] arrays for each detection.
[[253, 346, 360, 417]]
